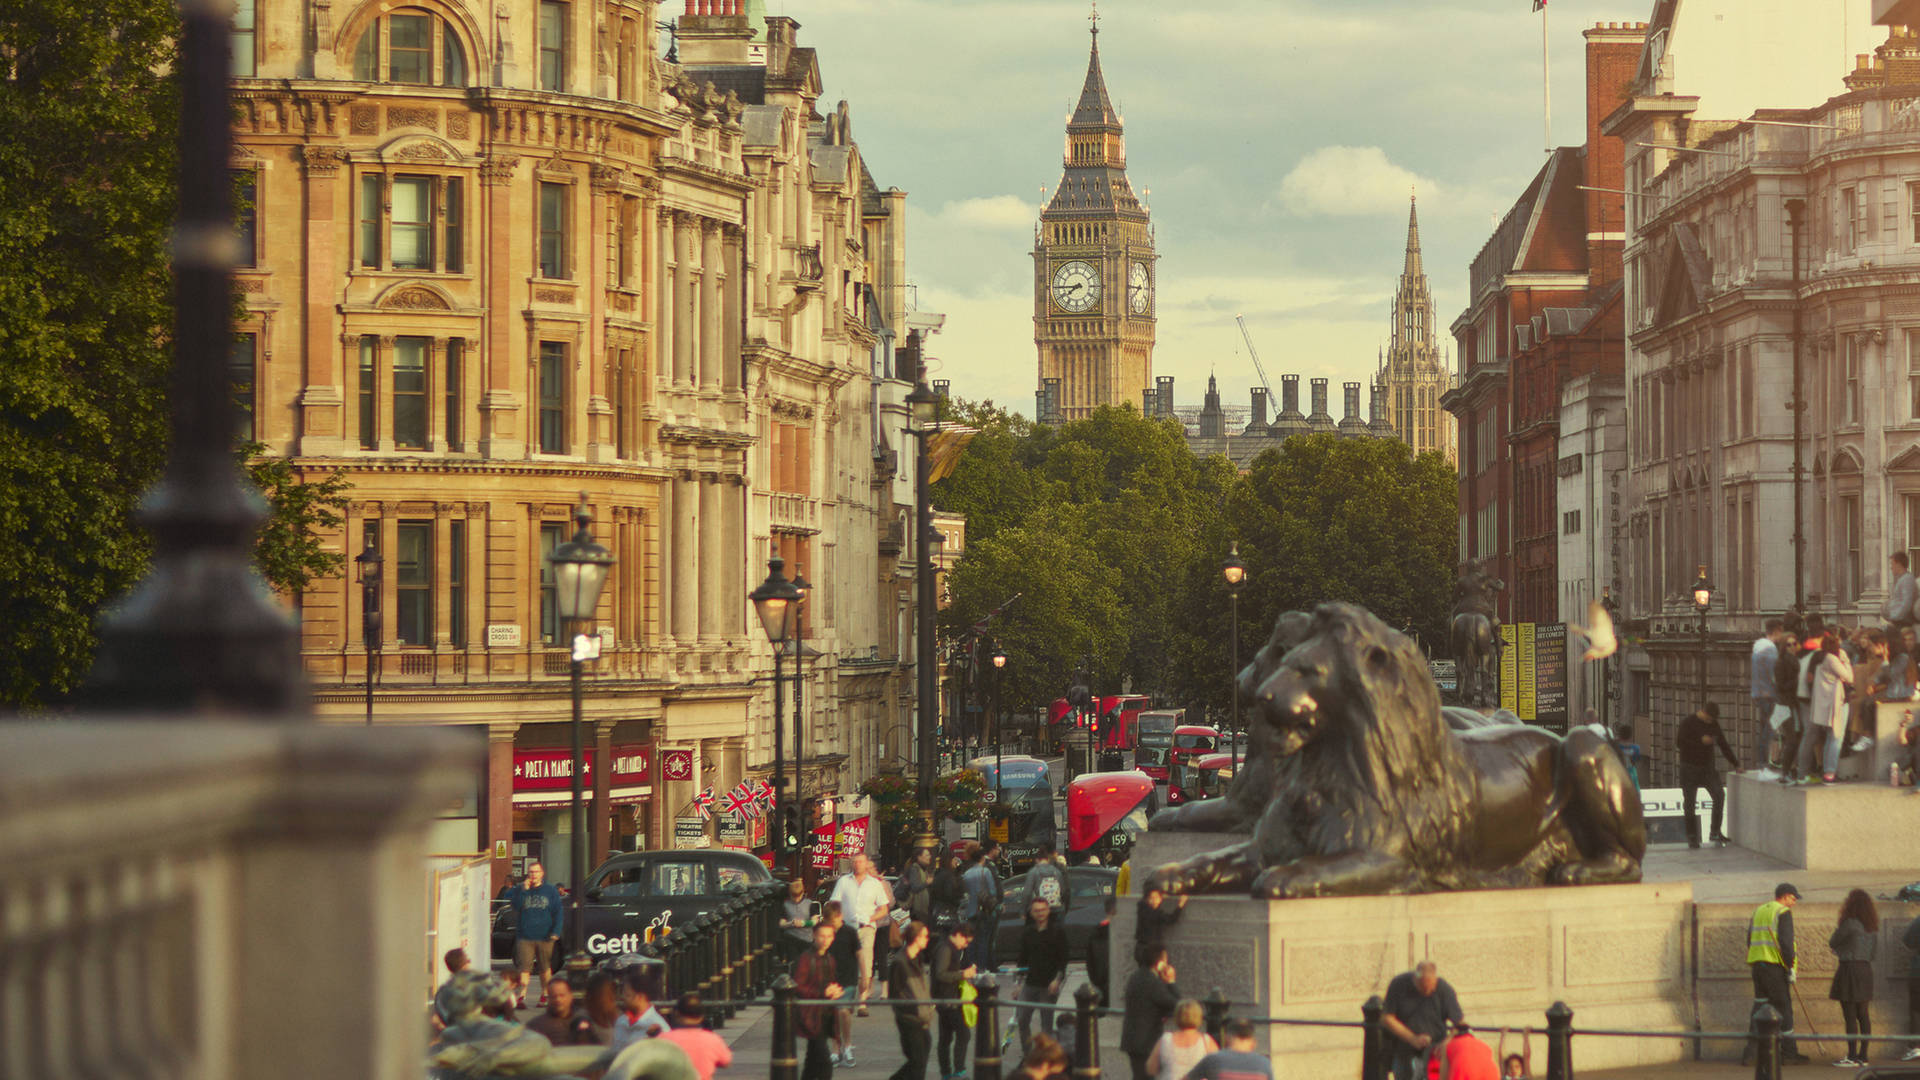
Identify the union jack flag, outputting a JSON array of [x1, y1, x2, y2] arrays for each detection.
[[725, 782, 758, 821], [1532, 0, 1546, 9], [693, 786, 716, 821], [752, 779, 776, 811]]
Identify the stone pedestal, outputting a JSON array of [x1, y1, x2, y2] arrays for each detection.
[[1115, 832, 1694, 1074], [1727, 770, 1920, 870]]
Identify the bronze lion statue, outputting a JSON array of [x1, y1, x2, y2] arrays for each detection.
[[1145, 603, 1645, 898]]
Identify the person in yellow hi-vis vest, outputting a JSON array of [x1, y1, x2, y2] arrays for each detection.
[[1744, 882, 1812, 1066]]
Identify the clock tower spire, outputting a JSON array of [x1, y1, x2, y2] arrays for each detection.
[[1033, 13, 1154, 422]]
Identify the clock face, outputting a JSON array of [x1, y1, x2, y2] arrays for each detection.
[[1128, 261, 1152, 315], [1051, 260, 1101, 313]]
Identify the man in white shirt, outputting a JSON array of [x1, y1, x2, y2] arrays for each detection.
[[830, 854, 892, 1014]]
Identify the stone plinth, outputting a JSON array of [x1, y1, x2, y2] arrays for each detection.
[[1726, 770, 1920, 870], [1116, 832, 1694, 1074]]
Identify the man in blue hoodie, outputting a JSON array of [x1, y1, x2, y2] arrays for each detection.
[[505, 861, 566, 1005]]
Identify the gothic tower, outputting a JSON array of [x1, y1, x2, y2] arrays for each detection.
[[1033, 15, 1154, 422], [1377, 193, 1456, 462]]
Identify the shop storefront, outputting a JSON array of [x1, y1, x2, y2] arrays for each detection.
[[509, 742, 652, 883]]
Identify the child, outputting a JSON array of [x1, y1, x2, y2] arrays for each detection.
[[499, 968, 526, 1014], [1501, 1053, 1528, 1078], [823, 900, 862, 1066]]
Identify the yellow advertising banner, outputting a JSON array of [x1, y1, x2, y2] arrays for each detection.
[[1500, 627, 1519, 712], [1516, 622, 1538, 721]]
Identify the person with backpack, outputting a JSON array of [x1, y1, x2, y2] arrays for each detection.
[[962, 841, 1003, 969], [1027, 844, 1070, 917]]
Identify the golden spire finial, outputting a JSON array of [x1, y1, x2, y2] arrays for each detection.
[[1090, 0, 1099, 35]]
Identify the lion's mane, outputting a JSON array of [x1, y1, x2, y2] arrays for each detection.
[[1255, 603, 1477, 888]]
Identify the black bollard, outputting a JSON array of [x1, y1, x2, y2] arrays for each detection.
[[1360, 995, 1386, 1080], [1072, 983, 1101, 1080], [973, 973, 1002, 1080], [771, 974, 798, 1080], [665, 924, 687, 999], [1545, 1000, 1573, 1080], [1752, 1003, 1782, 1080], [692, 914, 716, 996], [1203, 988, 1230, 1046]]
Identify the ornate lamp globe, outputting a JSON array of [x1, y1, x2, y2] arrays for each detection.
[[1222, 542, 1246, 588], [749, 553, 800, 645], [1691, 567, 1713, 614]]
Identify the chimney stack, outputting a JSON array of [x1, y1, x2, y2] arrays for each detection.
[[1156, 376, 1176, 419], [1246, 386, 1269, 434], [1307, 377, 1335, 432]]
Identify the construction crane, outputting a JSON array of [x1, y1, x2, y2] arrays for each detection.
[[1234, 314, 1278, 404]]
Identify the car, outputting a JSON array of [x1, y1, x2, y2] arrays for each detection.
[[993, 865, 1118, 964], [491, 850, 774, 964]]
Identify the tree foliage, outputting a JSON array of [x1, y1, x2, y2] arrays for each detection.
[[934, 403, 1457, 724], [0, 0, 351, 709]]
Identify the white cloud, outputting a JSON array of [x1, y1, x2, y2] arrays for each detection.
[[933, 195, 1037, 232], [1276, 146, 1439, 217]]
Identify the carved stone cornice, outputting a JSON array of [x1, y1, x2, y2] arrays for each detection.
[[661, 423, 755, 449], [770, 398, 814, 420], [591, 163, 624, 193]]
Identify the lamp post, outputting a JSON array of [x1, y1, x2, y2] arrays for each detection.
[[750, 552, 801, 878], [1691, 567, 1714, 706], [545, 497, 616, 975], [907, 377, 942, 854], [356, 543, 382, 726], [1222, 542, 1245, 763], [791, 571, 813, 877], [990, 644, 1008, 802]]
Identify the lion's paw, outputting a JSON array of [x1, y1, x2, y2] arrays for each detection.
[[1141, 863, 1191, 896], [1251, 867, 1306, 899], [1548, 863, 1589, 886]]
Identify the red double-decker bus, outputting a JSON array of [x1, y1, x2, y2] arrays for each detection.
[[1065, 771, 1158, 867], [1168, 749, 1241, 806], [1132, 709, 1184, 781]]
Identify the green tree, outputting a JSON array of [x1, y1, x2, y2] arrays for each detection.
[[0, 0, 353, 709], [0, 0, 179, 709]]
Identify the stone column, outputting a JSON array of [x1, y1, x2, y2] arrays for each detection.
[[484, 722, 519, 892], [480, 154, 522, 458], [657, 481, 674, 644], [721, 226, 743, 392], [656, 201, 673, 380], [700, 220, 723, 390], [724, 475, 745, 637], [672, 473, 698, 641], [698, 475, 721, 642], [593, 719, 614, 869], [673, 213, 695, 388], [296, 146, 346, 455]]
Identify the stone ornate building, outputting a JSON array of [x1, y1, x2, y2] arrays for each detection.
[[231, 0, 919, 889], [1032, 18, 1155, 421], [1377, 195, 1457, 464], [1608, 3, 1908, 782]]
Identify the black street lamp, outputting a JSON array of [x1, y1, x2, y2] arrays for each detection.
[[907, 377, 942, 854], [750, 551, 801, 877], [1222, 542, 1245, 763], [546, 497, 615, 974], [356, 542, 382, 727], [990, 643, 1008, 803], [1692, 566, 1714, 705], [790, 571, 814, 876]]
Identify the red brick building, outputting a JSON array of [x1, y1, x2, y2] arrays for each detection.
[[1443, 23, 1642, 623]]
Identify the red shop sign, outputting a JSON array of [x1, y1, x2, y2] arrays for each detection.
[[513, 744, 651, 792]]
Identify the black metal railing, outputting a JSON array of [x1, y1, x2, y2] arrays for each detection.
[[630, 880, 785, 1029], [736, 980, 1848, 1080]]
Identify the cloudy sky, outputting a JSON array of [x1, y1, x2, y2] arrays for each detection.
[[766, 0, 1873, 417]]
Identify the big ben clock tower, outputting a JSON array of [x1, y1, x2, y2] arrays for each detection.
[[1034, 13, 1154, 421]]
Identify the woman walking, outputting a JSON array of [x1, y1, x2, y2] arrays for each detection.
[[1831, 887, 1881, 1066]]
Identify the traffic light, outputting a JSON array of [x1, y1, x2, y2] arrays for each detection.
[[777, 805, 803, 855]]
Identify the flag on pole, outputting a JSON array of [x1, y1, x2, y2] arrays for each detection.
[[753, 779, 776, 811], [693, 786, 716, 821], [723, 784, 754, 821], [1533, 0, 1546, 9]]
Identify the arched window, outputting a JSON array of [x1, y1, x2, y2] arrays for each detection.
[[352, 9, 469, 86]]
